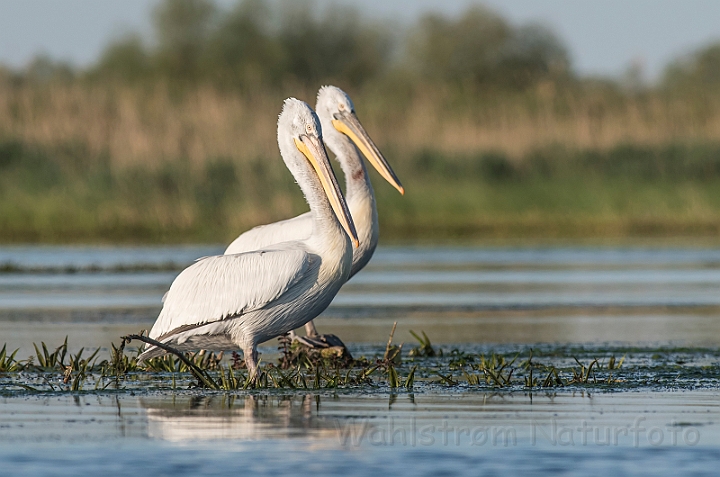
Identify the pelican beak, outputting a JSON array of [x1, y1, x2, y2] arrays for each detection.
[[294, 135, 359, 248], [332, 111, 404, 195]]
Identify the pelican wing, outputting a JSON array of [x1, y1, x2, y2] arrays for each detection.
[[149, 249, 311, 341], [224, 212, 312, 255]]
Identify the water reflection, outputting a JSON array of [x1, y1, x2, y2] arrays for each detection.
[[141, 395, 334, 441], [0, 390, 719, 451], [135, 391, 720, 448], [1, 392, 719, 477]]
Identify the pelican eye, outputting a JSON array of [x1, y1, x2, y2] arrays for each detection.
[[305, 123, 314, 135], [338, 102, 346, 111]]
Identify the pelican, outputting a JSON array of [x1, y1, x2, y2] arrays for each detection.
[[138, 98, 359, 378], [225, 86, 403, 345]]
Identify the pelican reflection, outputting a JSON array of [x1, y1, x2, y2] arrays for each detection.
[[140, 394, 341, 442]]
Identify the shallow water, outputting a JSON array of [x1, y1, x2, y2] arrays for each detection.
[[1, 245, 720, 475], [1, 390, 719, 476], [3, 245, 720, 355]]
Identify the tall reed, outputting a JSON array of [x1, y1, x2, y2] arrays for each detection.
[[2, 79, 720, 170]]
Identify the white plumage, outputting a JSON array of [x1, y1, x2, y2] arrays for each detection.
[[150, 250, 309, 340], [139, 98, 359, 377], [225, 86, 403, 339], [226, 214, 313, 256]]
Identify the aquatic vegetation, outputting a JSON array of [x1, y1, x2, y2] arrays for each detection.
[[382, 322, 403, 365], [0, 331, 719, 396], [30, 336, 69, 370], [408, 330, 436, 358], [0, 345, 19, 372]]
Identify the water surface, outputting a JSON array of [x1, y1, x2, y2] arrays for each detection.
[[1, 245, 719, 476], [2, 245, 720, 354]]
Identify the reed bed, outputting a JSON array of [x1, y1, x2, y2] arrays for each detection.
[[3, 78, 720, 242], [3, 80, 720, 166]]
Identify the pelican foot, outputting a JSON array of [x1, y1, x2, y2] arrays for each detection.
[[279, 332, 353, 368], [293, 333, 347, 350], [294, 333, 353, 362]]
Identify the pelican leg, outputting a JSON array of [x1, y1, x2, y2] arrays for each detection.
[[243, 346, 259, 382], [304, 320, 319, 337]]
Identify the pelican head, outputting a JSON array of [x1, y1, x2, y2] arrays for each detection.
[[315, 85, 404, 195], [278, 98, 359, 247]]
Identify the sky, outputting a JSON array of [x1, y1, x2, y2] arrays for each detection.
[[1, 0, 719, 82]]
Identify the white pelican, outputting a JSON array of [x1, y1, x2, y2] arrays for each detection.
[[138, 98, 359, 378], [224, 86, 403, 344]]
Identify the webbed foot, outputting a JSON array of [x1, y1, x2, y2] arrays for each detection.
[[290, 331, 353, 363], [293, 332, 347, 349]]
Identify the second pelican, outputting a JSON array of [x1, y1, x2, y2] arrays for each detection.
[[138, 98, 358, 378]]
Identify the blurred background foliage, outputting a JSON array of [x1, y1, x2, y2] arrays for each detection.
[[89, 0, 570, 90], [2, 0, 720, 243]]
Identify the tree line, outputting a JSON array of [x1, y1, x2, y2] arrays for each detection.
[[13, 0, 573, 92], [8, 0, 720, 98]]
